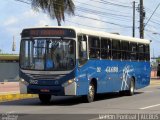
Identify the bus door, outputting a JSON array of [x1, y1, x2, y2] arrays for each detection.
[[76, 35, 89, 95]]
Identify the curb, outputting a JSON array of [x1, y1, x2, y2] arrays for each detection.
[[0, 94, 38, 102], [150, 80, 160, 83], [150, 80, 160, 86]]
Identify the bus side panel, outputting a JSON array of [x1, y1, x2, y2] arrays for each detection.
[[97, 60, 120, 93], [76, 60, 117, 95], [135, 62, 150, 89], [76, 60, 150, 95], [76, 60, 111, 95]]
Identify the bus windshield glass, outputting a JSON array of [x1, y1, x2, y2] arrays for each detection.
[[20, 38, 76, 71]]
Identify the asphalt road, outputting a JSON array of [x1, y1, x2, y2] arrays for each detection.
[[0, 85, 160, 120]]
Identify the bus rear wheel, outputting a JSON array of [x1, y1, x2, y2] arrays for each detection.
[[39, 94, 51, 104], [127, 78, 135, 96]]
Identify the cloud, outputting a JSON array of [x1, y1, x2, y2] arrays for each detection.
[[3, 17, 18, 26], [23, 9, 38, 18], [64, 13, 106, 31]]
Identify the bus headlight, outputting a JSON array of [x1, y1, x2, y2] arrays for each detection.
[[19, 78, 29, 85], [62, 78, 75, 87]]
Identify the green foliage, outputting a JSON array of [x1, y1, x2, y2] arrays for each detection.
[[29, 0, 75, 26], [157, 57, 160, 63]]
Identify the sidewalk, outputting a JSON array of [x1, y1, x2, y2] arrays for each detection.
[[0, 82, 37, 102], [0, 82, 19, 94], [150, 78, 160, 86]]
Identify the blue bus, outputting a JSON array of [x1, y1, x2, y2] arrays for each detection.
[[19, 26, 150, 103]]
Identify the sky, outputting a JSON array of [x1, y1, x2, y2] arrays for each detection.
[[0, 0, 160, 58]]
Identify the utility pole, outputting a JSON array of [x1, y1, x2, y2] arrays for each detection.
[[139, 0, 144, 39], [133, 1, 135, 37]]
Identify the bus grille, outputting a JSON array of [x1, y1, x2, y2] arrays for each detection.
[[26, 74, 65, 80]]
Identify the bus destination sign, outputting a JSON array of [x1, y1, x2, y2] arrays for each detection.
[[21, 28, 76, 38]]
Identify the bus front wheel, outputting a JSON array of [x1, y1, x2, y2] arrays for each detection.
[[39, 94, 51, 104], [85, 82, 95, 103]]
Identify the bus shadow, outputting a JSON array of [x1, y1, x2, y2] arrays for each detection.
[[0, 92, 143, 106], [95, 92, 142, 102], [48, 92, 143, 106]]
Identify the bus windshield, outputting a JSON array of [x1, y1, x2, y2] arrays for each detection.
[[20, 38, 76, 71]]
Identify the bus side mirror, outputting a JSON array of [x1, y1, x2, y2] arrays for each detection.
[[81, 41, 87, 52]]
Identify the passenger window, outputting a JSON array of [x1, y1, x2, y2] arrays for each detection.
[[78, 35, 88, 65], [138, 44, 145, 60], [89, 36, 100, 59], [112, 40, 121, 60], [130, 43, 137, 60], [101, 38, 111, 59], [121, 41, 130, 60], [145, 45, 150, 61]]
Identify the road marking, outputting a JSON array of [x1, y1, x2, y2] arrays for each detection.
[[140, 104, 160, 110]]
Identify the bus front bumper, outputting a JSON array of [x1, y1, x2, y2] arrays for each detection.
[[19, 80, 77, 96]]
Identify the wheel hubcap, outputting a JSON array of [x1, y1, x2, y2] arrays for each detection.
[[130, 81, 134, 93], [88, 85, 94, 100]]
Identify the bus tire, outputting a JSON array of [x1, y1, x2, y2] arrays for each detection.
[[127, 78, 135, 96], [39, 94, 51, 104], [86, 82, 95, 103]]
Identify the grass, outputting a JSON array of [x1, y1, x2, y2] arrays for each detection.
[[0, 54, 19, 61]]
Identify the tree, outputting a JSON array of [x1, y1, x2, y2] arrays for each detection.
[[156, 57, 160, 63], [29, 0, 75, 26]]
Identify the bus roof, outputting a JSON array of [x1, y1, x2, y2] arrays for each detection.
[[22, 26, 150, 44]]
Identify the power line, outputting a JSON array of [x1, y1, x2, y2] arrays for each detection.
[[13, 0, 134, 28], [15, 0, 30, 4], [76, 7, 131, 18], [15, 0, 133, 18], [65, 19, 111, 30], [145, 32, 160, 43], [145, 2, 160, 27], [75, 0, 131, 15], [145, 7, 160, 18], [76, 10, 134, 23], [66, 19, 132, 30], [102, 0, 132, 5], [75, 14, 133, 28], [92, 0, 132, 8]]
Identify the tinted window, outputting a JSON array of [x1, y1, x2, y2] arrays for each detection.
[[138, 44, 145, 60], [78, 35, 88, 65], [145, 45, 150, 61], [101, 38, 111, 59], [121, 41, 130, 60], [112, 40, 121, 60], [130, 43, 137, 60], [89, 36, 100, 59]]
